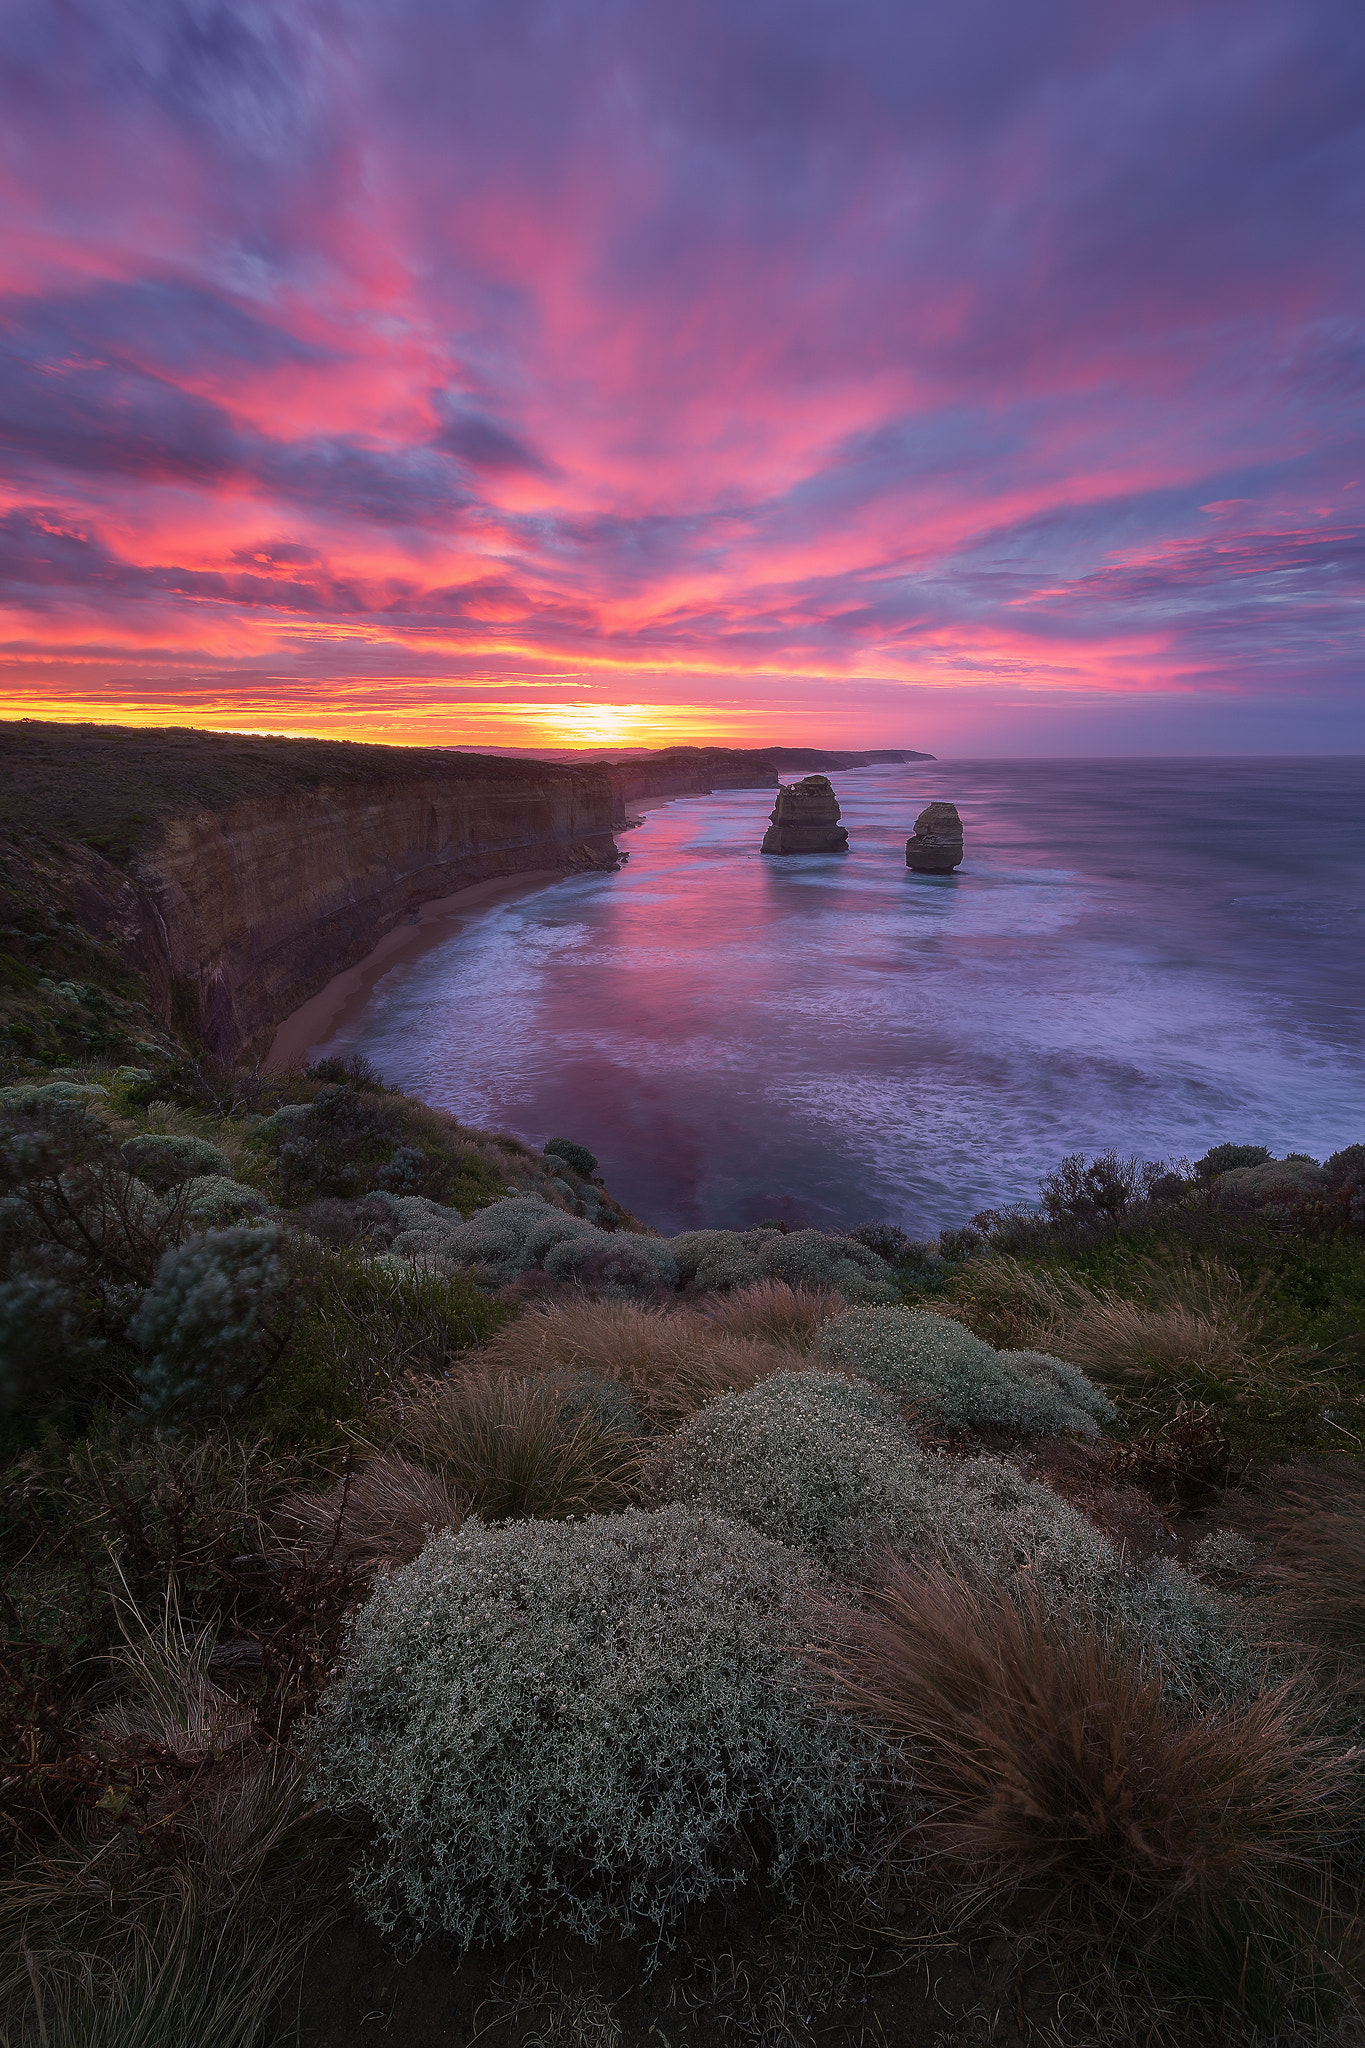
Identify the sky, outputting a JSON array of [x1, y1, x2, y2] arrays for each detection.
[[0, 0, 1362, 756]]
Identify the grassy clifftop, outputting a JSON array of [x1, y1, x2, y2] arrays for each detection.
[[0, 720, 604, 868]]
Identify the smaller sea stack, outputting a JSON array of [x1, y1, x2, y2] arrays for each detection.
[[760, 775, 849, 854], [905, 800, 963, 873]]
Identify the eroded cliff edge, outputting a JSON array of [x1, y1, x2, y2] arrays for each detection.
[[0, 723, 619, 1065]]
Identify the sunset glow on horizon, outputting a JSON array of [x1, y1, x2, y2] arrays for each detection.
[[2, 0, 1362, 756]]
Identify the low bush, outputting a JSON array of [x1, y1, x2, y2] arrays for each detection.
[[182, 1176, 273, 1226], [0, 1424, 303, 1662], [648, 1372, 1249, 1699], [478, 1296, 796, 1428], [312, 1506, 880, 1948], [270, 1243, 505, 1432], [385, 1369, 639, 1522], [130, 1227, 290, 1420], [380, 1194, 680, 1293], [248, 1086, 518, 1214], [817, 1306, 1115, 1436], [544, 1137, 597, 1179], [813, 1558, 1346, 2003], [121, 1132, 232, 1188], [1039, 1150, 1173, 1228], [1197, 1143, 1273, 1179], [651, 1370, 935, 1571], [668, 1226, 898, 1303]]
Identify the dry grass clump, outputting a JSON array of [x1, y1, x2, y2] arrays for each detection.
[[0, 1588, 318, 2048], [701, 1278, 844, 1348], [477, 1296, 796, 1429], [948, 1254, 1313, 1392], [5, 1890, 309, 2048], [391, 1369, 641, 1520], [1253, 1459, 1365, 1675], [278, 1453, 464, 1571], [815, 1558, 1343, 1938]]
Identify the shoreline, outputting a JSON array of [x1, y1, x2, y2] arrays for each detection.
[[265, 868, 566, 1070]]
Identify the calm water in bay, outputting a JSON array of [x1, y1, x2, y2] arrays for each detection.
[[307, 759, 1365, 1237]]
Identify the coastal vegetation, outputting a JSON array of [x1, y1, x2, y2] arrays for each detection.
[[0, 1050, 1361, 2044]]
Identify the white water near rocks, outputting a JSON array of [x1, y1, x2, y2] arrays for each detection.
[[305, 758, 1365, 1236]]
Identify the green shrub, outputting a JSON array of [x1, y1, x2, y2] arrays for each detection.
[[0, 1273, 105, 1425], [544, 1138, 598, 1179], [313, 1505, 879, 1949], [1323, 1142, 1365, 1191], [817, 1307, 1115, 1435], [1196, 1143, 1273, 1179], [121, 1133, 232, 1188], [130, 1227, 289, 1419], [247, 1088, 512, 1213], [258, 1244, 505, 1437]]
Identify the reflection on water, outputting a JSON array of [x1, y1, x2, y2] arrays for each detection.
[[309, 758, 1365, 1236]]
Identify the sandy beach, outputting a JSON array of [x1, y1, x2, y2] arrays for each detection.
[[264, 868, 564, 1071]]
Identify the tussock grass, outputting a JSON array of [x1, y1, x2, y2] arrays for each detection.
[[0, 1586, 320, 2048], [948, 1254, 1318, 1393], [390, 1369, 640, 1521], [1255, 1459, 1365, 1675], [814, 1557, 1344, 1932], [278, 1452, 464, 1571], [4, 1889, 309, 2048], [701, 1278, 843, 1348], [477, 1295, 797, 1429]]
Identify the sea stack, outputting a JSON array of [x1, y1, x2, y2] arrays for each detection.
[[760, 775, 849, 854], [905, 801, 963, 873]]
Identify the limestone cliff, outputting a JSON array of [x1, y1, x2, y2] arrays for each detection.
[[598, 745, 933, 824], [0, 724, 620, 1064]]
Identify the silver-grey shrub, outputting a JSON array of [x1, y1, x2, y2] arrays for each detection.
[[653, 1370, 1117, 1585], [312, 1505, 880, 1949], [181, 1175, 273, 1225], [652, 1373, 1252, 1700], [121, 1132, 232, 1187], [375, 1194, 680, 1293], [653, 1370, 934, 1571], [130, 1224, 288, 1417], [818, 1307, 1115, 1435], [666, 1228, 898, 1304]]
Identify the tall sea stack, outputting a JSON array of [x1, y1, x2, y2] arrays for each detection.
[[760, 775, 849, 854], [905, 801, 963, 873]]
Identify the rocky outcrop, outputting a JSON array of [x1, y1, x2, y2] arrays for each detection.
[[760, 776, 849, 854], [0, 725, 621, 1064], [905, 802, 963, 873]]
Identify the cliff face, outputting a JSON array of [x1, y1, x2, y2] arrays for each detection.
[[0, 724, 620, 1065], [605, 749, 777, 823], [131, 768, 619, 1060], [599, 745, 934, 823]]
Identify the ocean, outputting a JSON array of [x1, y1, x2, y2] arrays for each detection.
[[303, 757, 1365, 1238]]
